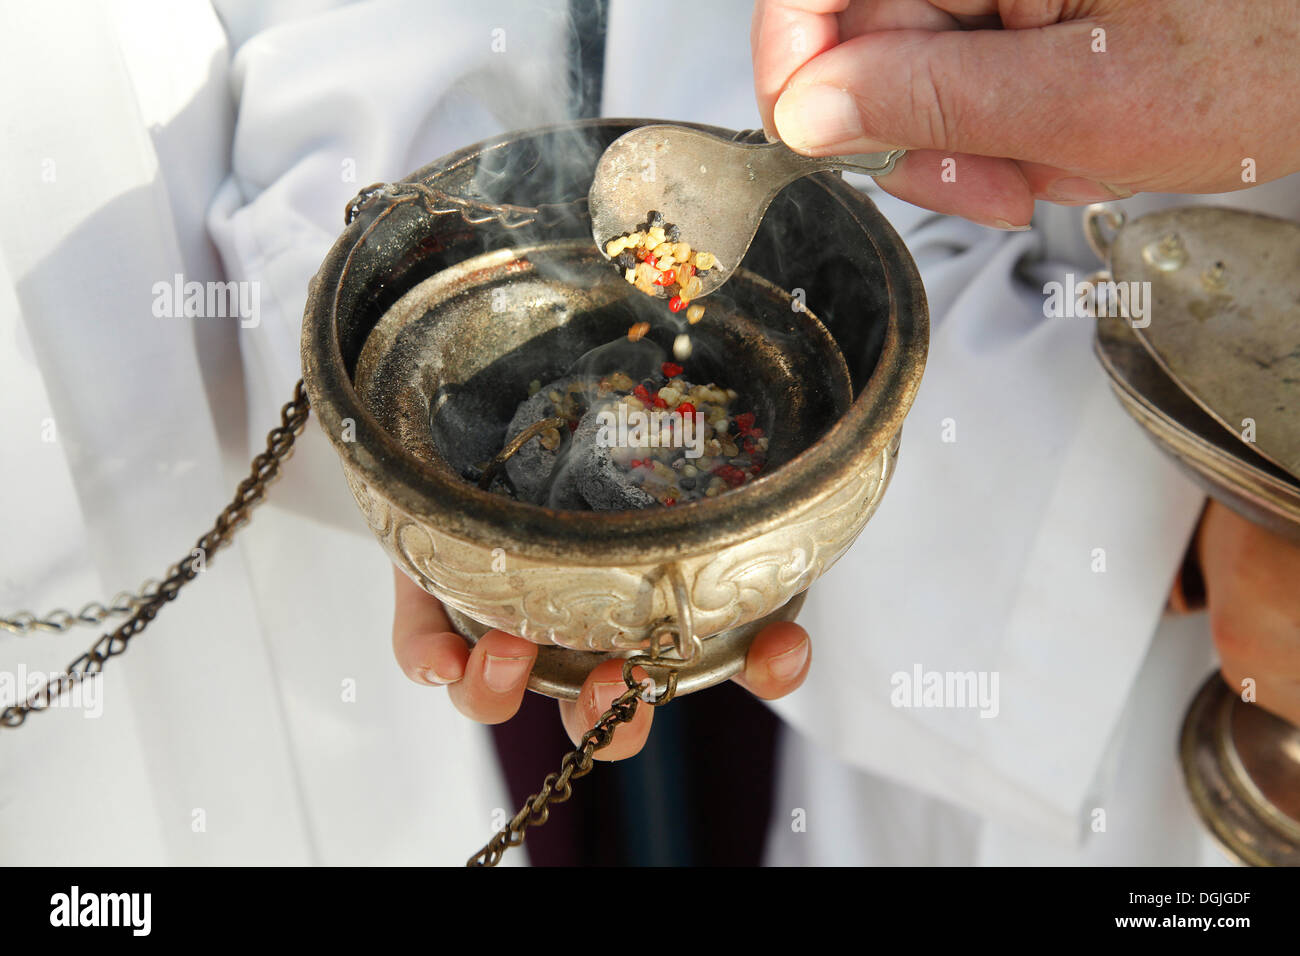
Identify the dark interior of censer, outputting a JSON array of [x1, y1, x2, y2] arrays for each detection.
[[338, 122, 895, 512]]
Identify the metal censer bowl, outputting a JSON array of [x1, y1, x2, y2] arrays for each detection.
[[1087, 203, 1300, 865], [301, 119, 928, 700]]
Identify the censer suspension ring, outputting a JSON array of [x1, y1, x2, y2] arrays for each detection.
[[1083, 202, 1125, 262], [466, 556, 703, 866], [467, 648, 692, 868]]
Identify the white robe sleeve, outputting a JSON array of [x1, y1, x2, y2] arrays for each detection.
[[0, 0, 526, 865], [0, 0, 311, 863]]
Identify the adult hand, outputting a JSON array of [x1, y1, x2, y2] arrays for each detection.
[[752, 0, 1300, 228], [1197, 501, 1300, 728], [390, 566, 811, 759]]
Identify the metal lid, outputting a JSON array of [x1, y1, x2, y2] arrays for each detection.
[[1094, 312, 1300, 542], [1104, 205, 1300, 480], [1089, 203, 1300, 866]]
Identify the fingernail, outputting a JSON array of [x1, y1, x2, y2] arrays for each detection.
[[418, 666, 456, 686], [992, 219, 1033, 232], [1045, 177, 1132, 203], [590, 680, 627, 716], [482, 654, 531, 693], [768, 638, 810, 681], [774, 84, 890, 153]]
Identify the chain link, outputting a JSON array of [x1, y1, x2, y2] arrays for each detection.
[[346, 134, 766, 232], [0, 582, 169, 636], [2, 171, 703, 860], [466, 653, 683, 867], [345, 181, 587, 231], [4, 169, 695, 857], [0, 381, 310, 728], [1, 373, 689, 865]]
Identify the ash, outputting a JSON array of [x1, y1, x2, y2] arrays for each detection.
[[501, 360, 768, 511]]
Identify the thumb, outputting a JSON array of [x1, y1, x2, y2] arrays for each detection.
[[773, 22, 1101, 164]]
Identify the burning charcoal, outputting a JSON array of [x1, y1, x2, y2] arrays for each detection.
[[544, 464, 587, 511], [502, 376, 596, 505], [431, 387, 519, 480], [569, 408, 657, 510], [503, 388, 563, 504], [494, 358, 761, 511]]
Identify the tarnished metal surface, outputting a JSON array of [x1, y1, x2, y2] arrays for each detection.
[[301, 118, 928, 700], [1095, 313, 1300, 542], [1092, 203, 1300, 866], [352, 240, 852, 480], [337, 434, 894, 658], [1110, 206, 1300, 479], [1180, 674, 1300, 867], [446, 593, 806, 700], [589, 124, 903, 298]]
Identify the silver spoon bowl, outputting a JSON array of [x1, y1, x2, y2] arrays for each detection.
[[589, 124, 904, 298]]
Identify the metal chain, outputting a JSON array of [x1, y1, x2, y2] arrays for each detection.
[[0, 381, 311, 728], [3, 162, 700, 856], [0, 580, 173, 636], [466, 653, 682, 867], [345, 181, 587, 230], [347, 135, 771, 233], [345, 136, 769, 235], [0, 372, 687, 866]]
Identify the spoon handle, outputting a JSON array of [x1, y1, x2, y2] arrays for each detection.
[[822, 149, 907, 176], [752, 139, 905, 189]]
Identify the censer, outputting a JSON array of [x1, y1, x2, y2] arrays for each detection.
[[302, 119, 926, 862], [1085, 204, 1300, 866], [0, 119, 928, 866]]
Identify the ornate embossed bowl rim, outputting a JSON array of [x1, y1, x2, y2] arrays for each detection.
[[301, 118, 928, 569]]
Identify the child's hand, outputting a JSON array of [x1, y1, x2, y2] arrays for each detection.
[[391, 566, 811, 759]]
